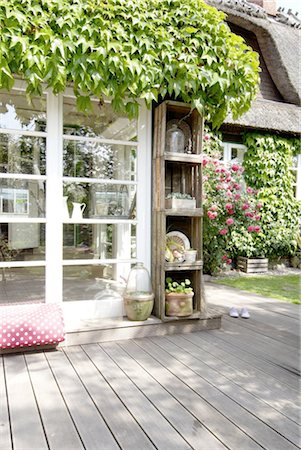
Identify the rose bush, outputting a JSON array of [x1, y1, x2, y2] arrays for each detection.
[[202, 133, 263, 274]]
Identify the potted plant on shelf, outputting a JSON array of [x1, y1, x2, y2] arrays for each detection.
[[165, 192, 196, 209], [165, 277, 194, 317]]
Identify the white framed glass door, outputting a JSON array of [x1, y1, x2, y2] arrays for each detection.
[[0, 85, 152, 321]]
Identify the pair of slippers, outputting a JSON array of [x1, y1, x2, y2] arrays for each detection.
[[229, 307, 250, 319]]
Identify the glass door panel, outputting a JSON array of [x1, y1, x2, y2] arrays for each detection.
[[63, 97, 137, 141], [0, 266, 45, 303], [0, 90, 46, 132], [63, 223, 136, 260]]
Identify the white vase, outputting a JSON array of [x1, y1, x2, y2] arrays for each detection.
[[71, 202, 86, 220], [63, 196, 70, 220]]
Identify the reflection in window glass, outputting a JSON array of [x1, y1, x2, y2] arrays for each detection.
[[0, 223, 45, 261], [0, 266, 45, 303], [0, 180, 46, 217], [63, 224, 136, 260], [63, 263, 132, 301], [63, 183, 136, 219], [0, 134, 46, 175], [0, 91, 46, 132], [63, 140, 136, 180], [63, 97, 137, 141], [230, 146, 245, 163]]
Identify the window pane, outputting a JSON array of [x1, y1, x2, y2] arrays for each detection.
[[0, 223, 45, 262], [0, 91, 46, 132], [0, 266, 45, 303], [0, 134, 46, 175], [0, 180, 46, 218], [63, 140, 136, 180], [63, 263, 130, 301], [63, 224, 136, 260], [63, 183, 136, 219], [230, 146, 245, 163], [63, 97, 137, 141]]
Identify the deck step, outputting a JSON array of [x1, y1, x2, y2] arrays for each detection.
[[62, 309, 222, 346]]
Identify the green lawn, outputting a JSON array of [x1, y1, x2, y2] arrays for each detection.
[[213, 274, 301, 304]]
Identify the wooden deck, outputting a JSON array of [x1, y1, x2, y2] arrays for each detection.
[[1, 283, 300, 450]]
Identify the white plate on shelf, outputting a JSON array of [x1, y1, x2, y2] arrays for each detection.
[[166, 231, 190, 250]]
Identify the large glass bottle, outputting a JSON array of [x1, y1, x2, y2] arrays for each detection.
[[123, 262, 154, 321]]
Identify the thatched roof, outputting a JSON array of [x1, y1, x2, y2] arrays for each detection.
[[224, 98, 301, 134], [206, 0, 301, 135]]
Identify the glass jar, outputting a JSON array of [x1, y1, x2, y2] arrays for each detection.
[[166, 124, 185, 153], [123, 262, 154, 321]]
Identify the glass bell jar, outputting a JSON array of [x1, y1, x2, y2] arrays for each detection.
[[123, 262, 154, 321], [166, 124, 185, 153]]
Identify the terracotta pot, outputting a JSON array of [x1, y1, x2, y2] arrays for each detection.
[[165, 292, 193, 317]]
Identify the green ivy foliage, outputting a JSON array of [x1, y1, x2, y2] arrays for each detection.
[[243, 133, 301, 259], [0, 0, 259, 125]]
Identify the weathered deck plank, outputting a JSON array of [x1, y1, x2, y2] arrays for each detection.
[[63, 345, 155, 450], [4, 354, 48, 450], [143, 336, 298, 450], [25, 352, 84, 450], [221, 318, 300, 372], [153, 334, 301, 448], [120, 339, 262, 450], [101, 340, 226, 450], [45, 349, 119, 450], [83, 343, 192, 450], [185, 331, 300, 424], [0, 356, 12, 450]]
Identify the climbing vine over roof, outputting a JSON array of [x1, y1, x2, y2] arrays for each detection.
[[0, 0, 260, 127]]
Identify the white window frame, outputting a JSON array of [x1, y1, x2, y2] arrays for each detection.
[[291, 154, 301, 201], [0, 82, 152, 313], [221, 142, 247, 164]]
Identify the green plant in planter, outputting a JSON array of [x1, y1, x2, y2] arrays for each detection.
[[165, 277, 193, 294], [166, 193, 193, 200], [165, 277, 194, 316]]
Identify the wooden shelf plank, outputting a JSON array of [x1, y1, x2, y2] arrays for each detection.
[[164, 153, 202, 163], [165, 260, 203, 271], [165, 208, 203, 217]]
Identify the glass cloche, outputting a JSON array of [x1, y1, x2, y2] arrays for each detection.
[[165, 124, 185, 153], [123, 263, 154, 321]]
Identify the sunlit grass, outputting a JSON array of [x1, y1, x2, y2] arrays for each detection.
[[213, 274, 301, 304]]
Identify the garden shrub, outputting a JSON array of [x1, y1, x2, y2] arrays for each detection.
[[202, 131, 262, 274]]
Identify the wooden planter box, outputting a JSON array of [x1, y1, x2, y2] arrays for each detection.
[[165, 198, 196, 209], [237, 256, 268, 273]]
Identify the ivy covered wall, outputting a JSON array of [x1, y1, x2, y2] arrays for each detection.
[[243, 133, 301, 260]]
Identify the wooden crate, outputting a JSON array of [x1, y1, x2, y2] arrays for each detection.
[[237, 256, 268, 273]]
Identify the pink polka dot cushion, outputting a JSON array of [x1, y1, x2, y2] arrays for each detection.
[[0, 303, 65, 350]]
